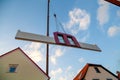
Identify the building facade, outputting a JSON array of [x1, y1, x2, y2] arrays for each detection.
[[74, 63, 118, 80], [0, 47, 50, 80]]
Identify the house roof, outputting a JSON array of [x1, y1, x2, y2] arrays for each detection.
[[0, 47, 50, 79], [73, 63, 118, 80], [105, 0, 120, 7]]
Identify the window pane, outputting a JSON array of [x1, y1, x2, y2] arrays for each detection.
[[58, 35, 65, 43], [94, 67, 101, 73], [68, 37, 75, 45], [9, 64, 18, 73], [9, 67, 16, 72]]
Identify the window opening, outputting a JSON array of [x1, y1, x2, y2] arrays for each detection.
[[94, 67, 101, 73], [67, 37, 75, 45], [58, 35, 65, 43], [9, 64, 18, 73]]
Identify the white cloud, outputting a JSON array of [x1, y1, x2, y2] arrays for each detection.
[[50, 47, 65, 65], [50, 68, 63, 78], [117, 10, 120, 17], [55, 48, 63, 57], [64, 66, 74, 80], [24, 42, 44, 63], [79, 32, 90, 42], [107, 26, 120, 37], [64, 8, 90, 35], [79, 57, 85, 63], [50, 66, 74, 80], [50, 56, 56, 65], [97, 0, 110, 26], [66, 66, 72, 72], [59, 77, 66, 80]]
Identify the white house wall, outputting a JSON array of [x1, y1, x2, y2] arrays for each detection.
[[84, 66, 118, 80], [0, 49, 48, 80]]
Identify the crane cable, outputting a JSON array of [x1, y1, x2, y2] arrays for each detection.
[[54, 14, 66, 33]]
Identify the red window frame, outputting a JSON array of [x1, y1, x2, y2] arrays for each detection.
[[54, 32, 80, 47]]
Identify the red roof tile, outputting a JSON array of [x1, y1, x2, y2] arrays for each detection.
[[73, 63, 89, 80], [105, 0, 120, 7]]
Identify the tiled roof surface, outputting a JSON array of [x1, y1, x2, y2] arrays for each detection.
[[105, 0, 120, 7]]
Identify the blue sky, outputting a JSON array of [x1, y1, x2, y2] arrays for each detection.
[[0, 0, 120, 80]]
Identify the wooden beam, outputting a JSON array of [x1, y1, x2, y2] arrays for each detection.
[[15, 30, 102, 52]]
